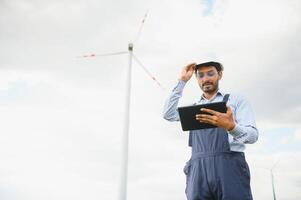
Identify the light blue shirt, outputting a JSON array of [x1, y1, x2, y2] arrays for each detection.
[[163, 80, 259, 152]]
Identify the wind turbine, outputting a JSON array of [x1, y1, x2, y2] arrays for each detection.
[[259, 158, 280, 200], [77, 11, 163, 200], [270, 159, 280, 200]]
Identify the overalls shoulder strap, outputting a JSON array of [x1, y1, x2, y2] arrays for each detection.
[[222, 94, 230, 103]]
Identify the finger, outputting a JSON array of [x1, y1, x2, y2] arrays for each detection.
[[201, 108, 219, 115], [195, 114, 207, 118], [198, 117, 216, 125], [188, 62, 196, 67], [196, 114, 206, 119], [196, 114, 217, 121], [186, 63, 196, 70], [190, 63, 196, 71]]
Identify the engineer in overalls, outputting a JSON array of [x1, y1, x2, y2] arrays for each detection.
[[163, 62, 259, 200]]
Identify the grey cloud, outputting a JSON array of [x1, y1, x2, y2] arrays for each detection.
[[244, 30, 301, 125], [1, 0, 301, 199]]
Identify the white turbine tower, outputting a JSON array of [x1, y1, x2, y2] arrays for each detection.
[[77, 11, 163, 200], [270, 159, 280, 200]]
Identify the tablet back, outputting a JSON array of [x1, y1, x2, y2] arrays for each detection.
[[177, 102, 227, 131]]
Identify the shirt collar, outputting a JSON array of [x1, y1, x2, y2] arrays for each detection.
[[199, 90, 224, 102]]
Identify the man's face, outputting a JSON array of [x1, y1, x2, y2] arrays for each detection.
[[195, 66, 222, 93]]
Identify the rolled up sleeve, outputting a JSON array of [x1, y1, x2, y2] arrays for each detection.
[[228, 96, 259, 144], [162, 80, 186, 121]]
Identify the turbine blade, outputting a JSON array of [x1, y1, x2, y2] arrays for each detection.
[[134, 10, 149, 45], [133, 54, 165, 90], [76, 51, 128, 58]]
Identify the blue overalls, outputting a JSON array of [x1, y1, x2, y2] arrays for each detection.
[[183, 94, 253, 200]]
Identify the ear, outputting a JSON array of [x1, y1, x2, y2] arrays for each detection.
[[218, 71, 223, 80]]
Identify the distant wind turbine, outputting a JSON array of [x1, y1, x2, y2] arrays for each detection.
[[270, 159, 280, 200], [259, 158, 280, 200]]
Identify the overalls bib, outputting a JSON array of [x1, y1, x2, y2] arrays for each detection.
[[183, 94, 253, 200]]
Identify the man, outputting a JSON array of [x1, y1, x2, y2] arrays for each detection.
[[163, 61, 258, 200]]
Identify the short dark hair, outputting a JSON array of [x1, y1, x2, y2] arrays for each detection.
[[195, 61, 223, 72]]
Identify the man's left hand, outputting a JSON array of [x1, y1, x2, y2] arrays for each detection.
[[195, 106, 235, 131]]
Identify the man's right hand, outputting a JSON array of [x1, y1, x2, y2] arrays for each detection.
[[179, 63, 196, 82]]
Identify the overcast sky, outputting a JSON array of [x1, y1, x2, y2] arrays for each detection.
[[1, 0, 301, 199]]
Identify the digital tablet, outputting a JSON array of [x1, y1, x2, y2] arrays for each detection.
[[177, 102, 227, 131]]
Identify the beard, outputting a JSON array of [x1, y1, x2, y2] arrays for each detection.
[[201, 81, 219, 93]]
